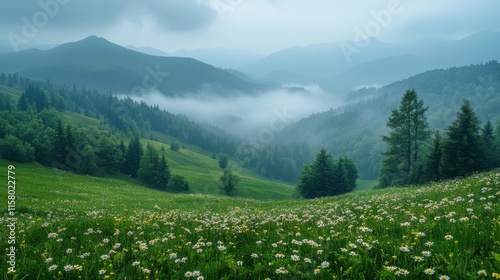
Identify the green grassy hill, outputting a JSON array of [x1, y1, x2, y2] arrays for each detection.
[[0, 81, 296, 200], [0, 158, 498, 279]]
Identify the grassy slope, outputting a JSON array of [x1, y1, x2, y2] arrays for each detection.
[[1, 83, 295, 199], [0, 158, 498, 279], [0, 85, 22, 101]]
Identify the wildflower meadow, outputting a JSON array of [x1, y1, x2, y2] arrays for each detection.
[[1, 169, 499, 279]]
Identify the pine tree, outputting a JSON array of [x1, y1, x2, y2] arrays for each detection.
[[65, 124, 75, 151], [156, 155, 171, 190], [442, 100, 486, 178], [379, 90, 430, 187], [124, 137, 143, 177], [423, 130, 443, 182], [53, 119, 67, 167], [138, 143, 161, 189], [17, 93, 30, 111], [118, 140, 127, 172], [481, 121, 497, 170], [338, 156, 359, 193], [495, 120, 500, 167]]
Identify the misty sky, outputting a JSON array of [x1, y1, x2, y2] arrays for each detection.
[[1, 0, 499, 54]]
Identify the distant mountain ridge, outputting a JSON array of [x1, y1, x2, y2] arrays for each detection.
[[240, 31, 500, 93], [172, 48, 264, 69], [0, 36, 265, 96]]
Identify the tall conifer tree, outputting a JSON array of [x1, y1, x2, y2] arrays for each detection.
[[379, 90, 430, 187], [442, 100, 486, 178]]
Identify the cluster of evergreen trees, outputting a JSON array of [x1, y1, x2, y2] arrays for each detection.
[[379, 90, 500, 187], [0, 107, 187, 192], [297, 149, 358, 198]]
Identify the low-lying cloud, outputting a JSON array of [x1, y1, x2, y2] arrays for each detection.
[[124, 85, 341, 137]]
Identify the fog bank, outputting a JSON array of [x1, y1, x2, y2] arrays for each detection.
[[124, 85, 342, 137]]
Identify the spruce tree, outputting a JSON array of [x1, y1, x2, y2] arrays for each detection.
[[17, 93, 30, 111], [423, 130, 443, 182], [124, 137, 143, 178], [138, 143, 160, 188], [495, 120, 500, 167], [379, 90, 430, 187], [481, 120, 497, 170], [442, 100, 486, 178], [157, 155, 171, 190], [53, 119, 67, 167]]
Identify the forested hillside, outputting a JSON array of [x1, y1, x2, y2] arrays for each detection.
[[0, 73, 310, 185], [277, 61, 500, 179]]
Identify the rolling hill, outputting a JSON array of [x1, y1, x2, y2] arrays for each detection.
[[0, 36, 266, 96]]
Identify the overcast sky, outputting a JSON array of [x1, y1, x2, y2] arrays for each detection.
[[1, 0, 499, 54]]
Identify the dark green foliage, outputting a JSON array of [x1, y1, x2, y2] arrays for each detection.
[[442, 100, 487, 178], [123, 137, 143, 178], [218, 153, 229, 169], [167, 174, 189, 193], [157, 155, 171, 189], [297, 149, 358, 199], [118, 140, 127, 171], [95, 135, 122, 173], [53, 119, 67, 167], [170, 141, 181, 151], [219, 168, 240, 196], [79, 145, 98, 175], [379, 90, 430, 187], [0, 135, 35, 163], [138, 144, 171, 190], [238, 142, 311, 183], [423, 130, 444, 182], [17, 93, 30, 111], [481, 120, 497, 170], [495, 120, 500, 166], [138, 144, 161, 188]]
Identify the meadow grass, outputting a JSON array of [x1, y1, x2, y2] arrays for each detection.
[[355, 180, 377, 192], [0, 159, 499, 279]]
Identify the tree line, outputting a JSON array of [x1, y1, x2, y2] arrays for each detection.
[[379, 89, 500, 187]]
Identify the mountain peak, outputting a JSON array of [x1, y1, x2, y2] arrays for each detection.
[[73, 35, 114, 47]]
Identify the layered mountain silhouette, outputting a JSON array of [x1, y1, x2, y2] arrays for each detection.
[[0, 36, 264, 96], [239, 31, 500, 93]]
